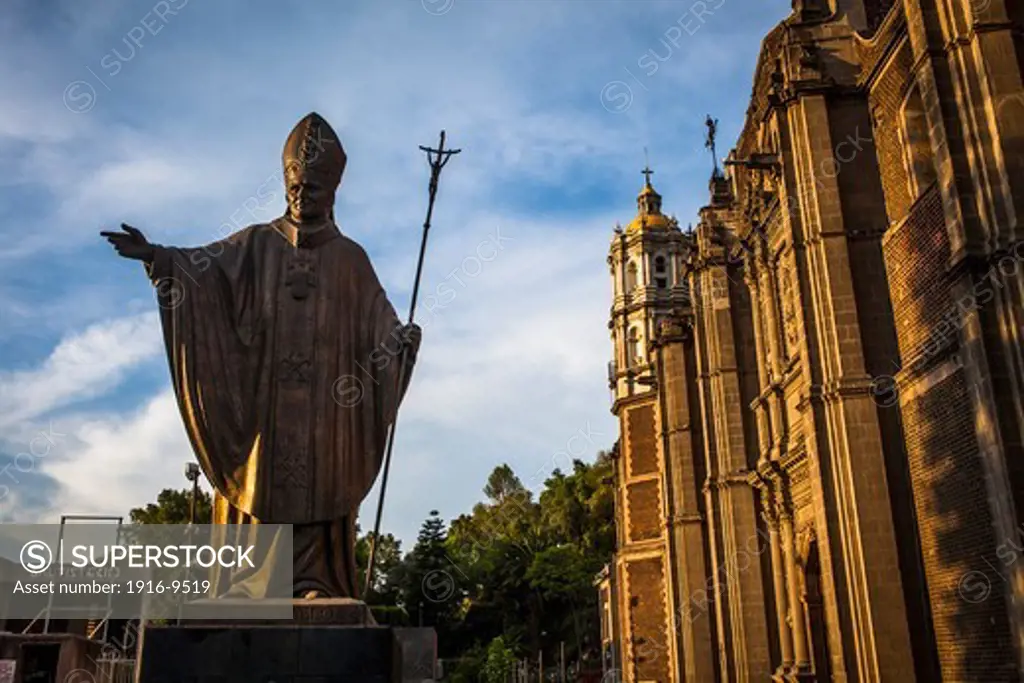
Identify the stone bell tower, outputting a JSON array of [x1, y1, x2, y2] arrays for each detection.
[[608, 166, 688, 396], [606, 166, 693, 683]]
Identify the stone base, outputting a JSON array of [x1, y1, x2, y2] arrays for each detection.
[[177, 597, 377, 625], [393, 628, 437, 682], [774, 667, 817, 683], [137, 623, 401, 683]]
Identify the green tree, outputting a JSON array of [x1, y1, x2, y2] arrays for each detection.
[[538, 453, 615, 556], [126, 487, 213, 621], [401, 510, 462, 638], [484, 464, 526, 503], [355, 528, 403, 607], [482, 636, 517, 683], [526, 544, 594, 650], [532, 452, 615, 657], [444, 455, 615, 666], [447, 465, 543, 654], [130, 487, 212, 524], [447, 643, 487, 683]]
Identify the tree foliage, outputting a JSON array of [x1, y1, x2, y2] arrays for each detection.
[[482, 636, 518, 683], [355, 528, 403, 607], [130, 487, 212, 524], [443, 453, 615, 665]]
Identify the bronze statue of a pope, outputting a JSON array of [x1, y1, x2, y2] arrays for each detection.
[[102, 113, 420, 599]]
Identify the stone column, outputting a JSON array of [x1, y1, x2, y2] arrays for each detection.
[[754, 241, 788, 466], [762, 491, 794, 671], [779, 507, 810, 671], [756, 239, 783, 381], [655, 315, 717, 683], [743, 249, 773, 471]]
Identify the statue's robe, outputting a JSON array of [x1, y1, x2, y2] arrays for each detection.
[[145, 218, 413, 598]]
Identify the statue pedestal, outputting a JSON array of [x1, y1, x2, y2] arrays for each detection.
[[136, 600, 436, 683], [176, 597, 377, 625]]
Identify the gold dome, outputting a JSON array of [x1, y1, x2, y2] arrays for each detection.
[[627, 174, 671, 233], [627, 212, 673, 232]]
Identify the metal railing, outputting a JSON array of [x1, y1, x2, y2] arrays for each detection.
[[96, 658, 135, 683]]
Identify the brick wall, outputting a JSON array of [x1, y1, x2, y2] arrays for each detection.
[[626, 404, 658, 477], [883, 142, 1018, 680], [627, 480, 662, 543], [900, 368, 1017, 682], [870, 38, 915, 223], [625, 557, 671, 683], [857, 4, 906, 80], [883, 183, 950, 365]]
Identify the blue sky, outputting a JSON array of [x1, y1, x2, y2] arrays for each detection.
[[0, 0, 786, 546]]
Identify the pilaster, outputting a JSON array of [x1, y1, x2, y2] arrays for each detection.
[[654, 315, 716, 683], [792, 92, 917, 682], [691, 230, 773, 681]]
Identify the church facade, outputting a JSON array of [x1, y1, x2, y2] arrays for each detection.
[[599, 1, 1024, 681]]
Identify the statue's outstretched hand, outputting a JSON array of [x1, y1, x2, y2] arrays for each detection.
[[100, 223, 156, 263]]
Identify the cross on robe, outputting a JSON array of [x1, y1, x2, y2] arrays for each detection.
[[286, 260, 316, 300], [280, 353, 311, 383]]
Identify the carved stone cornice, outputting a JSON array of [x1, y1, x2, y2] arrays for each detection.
[[664, 424, 693, 437], [666, 513, 703, 529], [720, 470, 754, 488], [756, 459, 785, 483], [820, 376, 875, 402], [795, 383, 825, 412], [610, 389, 658, 416], [756, 382, 785, 406], [652, 309, 694, 346], [779, 445, 808, 472]]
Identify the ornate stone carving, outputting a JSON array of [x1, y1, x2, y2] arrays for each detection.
[[797, 523, 817, 565], [759, 486, 780, 529], [657, 314, 691, 340], [780, 260, 799, 359]]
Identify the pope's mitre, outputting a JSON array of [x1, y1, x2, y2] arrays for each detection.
[[282, 112, 346, 186]]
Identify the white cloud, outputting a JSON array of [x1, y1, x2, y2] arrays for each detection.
[[61, 155, 211, 220], [0, 312, 162, 431], [24, 389, 192, 523]]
